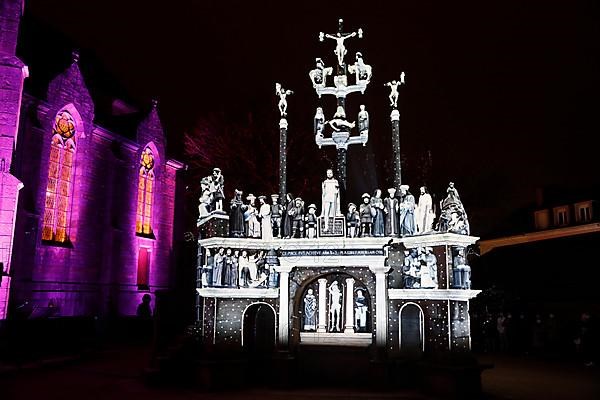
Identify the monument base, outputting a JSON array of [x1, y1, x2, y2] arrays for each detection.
[[317, 216, 346, 238], [197, 212, 229, 239]]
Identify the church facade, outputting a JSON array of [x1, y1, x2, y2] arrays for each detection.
[[0, 0, 185, 319]]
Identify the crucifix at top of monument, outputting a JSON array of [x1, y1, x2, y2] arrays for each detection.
[[309, 19, 372, 191]]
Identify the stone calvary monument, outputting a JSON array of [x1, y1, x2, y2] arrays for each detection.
[[195, 19, 479, 362]]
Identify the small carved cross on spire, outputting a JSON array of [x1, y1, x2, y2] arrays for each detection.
[[151, 99, 158, 109]]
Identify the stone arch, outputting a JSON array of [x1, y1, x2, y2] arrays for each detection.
[[241, 301, 277, 350], [291, 270, 373, 343], [399, 302, 425, 355]]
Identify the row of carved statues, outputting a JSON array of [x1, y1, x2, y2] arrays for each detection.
[[202, 248, 279, 289], [198, 168, 470, 239]]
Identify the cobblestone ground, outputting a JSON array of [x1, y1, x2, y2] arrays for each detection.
[[1, 346, 599, 399]]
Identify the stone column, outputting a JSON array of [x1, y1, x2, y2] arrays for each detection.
[[369, 265, 391, 347], [278, 269, 290, 346], [390, 109, 401, 189], [317, 278, 327, 333], [279, 118, 288, 201], [344, 278, 355, 333]]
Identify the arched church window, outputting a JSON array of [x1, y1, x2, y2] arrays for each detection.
[[42, 110, 77, 243], [136, 146, 155, 236]]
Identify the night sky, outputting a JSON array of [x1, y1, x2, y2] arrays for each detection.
[[16, 0, 600, 236]]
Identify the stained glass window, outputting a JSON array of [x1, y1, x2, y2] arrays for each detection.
[[42, 110, 77, 243], [136, 146, 155, 236]]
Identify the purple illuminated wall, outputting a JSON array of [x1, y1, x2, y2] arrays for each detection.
[[0, 0, 27, 319], [8, 53, 184, 317]]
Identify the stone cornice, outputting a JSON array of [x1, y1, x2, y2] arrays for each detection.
[[196, 287, 279, 298], [388, 289, 481, 301]]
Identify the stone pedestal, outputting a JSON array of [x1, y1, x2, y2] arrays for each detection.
[[317, 216, 346, 238], [197, 213, 229, 239]]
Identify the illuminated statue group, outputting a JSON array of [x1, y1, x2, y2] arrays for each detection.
[[302, 280, 369, 333], [202, 164, 467, 240], [203, 248, 280, 289], [402, 247, 439, 289]]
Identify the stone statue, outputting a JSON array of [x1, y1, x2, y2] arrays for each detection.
[[354, 289, 368, 332], [437, 182, 470, 235], [255, 250, 267, 287], [415, 186, 435, 234], [348, 52, 372, 84], [399, 185, 416, 236], [212, 247, 225, 287], [289, 197, 305, 238], [309, 58, 333, 88], [321, 169, 341, 232], [275, 82, 294, 117], [202, 251, 213, 287], [384, 188, 400, 237], [305, 204, 318, 238], [198, 176, 212, 218], [358, 104, 369, 135], [231, 249, 240, 288], [282, 193, 295, 239], [402, 248, 421, 288], [223, 248, 234, 287], [229, 189, 246, 238], [384, 74, 405, 108], [346, 203, 360, 238], [321, 30, 358, 67], [303, 288, 317, 331], [370, 189, 385, 237], [327, 106, 355, 132], [270, 194, 283, 238], [359, 193, 375, 237], [328, 281, 343, 332], [453, 247, 471, 289], [258, 195, 272, 241], [424, 247, 438, 288], [245, 194, 261, 238], [239, 250, 251, 287], [418, 247, 437, 289], [314, 107, 325, 137], [209, 168, 225, 212]]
